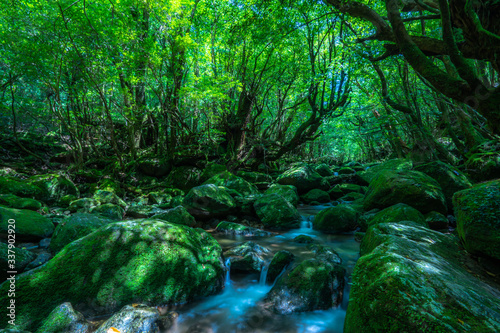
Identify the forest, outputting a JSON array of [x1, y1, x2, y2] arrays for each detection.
[[0, 0, 499, 332]]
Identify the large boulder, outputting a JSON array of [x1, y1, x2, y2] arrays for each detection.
[[276, 165, 328, 194], [358, 158, 413, 184], [199, 163, 227, 183], [183, 184, 236, 218], [215, 221, 273, 237], [94, 304, 165, 333], [313, 164, 334, 177], [345, 222, 500, 332], [264, 184, 299, 206], [224, 241, 270, 273], [313, 204, 359, 233], [203, 171, 259, 196], [36, 303, 92, 333], [363, 170, 447, 214], [0, 220, 225, 331], [90, 204, 125, 221], [29, 174, 79, 205], [0, 194, 42, 211], [236, 171, 272, 184], [50, 213, 113, 253], [93, 190, 127, 209], [364, 203, 427, 231], [415, 160, 472, 209], [0, 176, 44, 201], [453, 179, 500, 260], [166, 166, 203, 192], [151, 205, 197, 228], [0, 206, 54, 241], [301, 189, 330, 204], [0, 242, 35, 277], [253, 194, 301, 229], [266, 250, 295, 285]]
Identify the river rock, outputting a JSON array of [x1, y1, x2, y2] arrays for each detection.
[[0, 176, 44, 201], [253, 194, 301, 229], [0, 194, 42, 211], [224, 241, 270, 273], [68, 198, 98, 213], [0, 220, 225, 331], [90, 203, 125, 221], [94, 304, 164, 333], [363, 169, 447, 214], [364, 203, 427, 231], [0, 206, 54, 240], [313, 163, 334, 177], [93, 190, 127, 209], [264, 184, 299, 206], [151, 205, 197, 228], [358, 158, 413, 184], [36, 302, 92, 333], [453, 179, 500, 260], [183, 184, 236, 218], [313, 204, 359, 233], [276, 165, 329, 194], [266, 250, 295, 284], [29, 174, 79, 205], [425, 211, 449, 230], [215, 221, 273, 237], [344, 222, 500, 332], [301, 189, 330, 204], [204, 171, 259, 196]]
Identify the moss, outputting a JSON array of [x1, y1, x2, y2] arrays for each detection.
[[358, 158, 413, 184], [203, 171, 259, 196], [265, 184, 299, 206], [366, 203, 427, 231], [183, 184, 236, 218], [301, 189, 330, 204], [266, 250, 295, 284], [35, 302, 92, 333], [0, 194, 42, 211], [0, 177, 44, 200], [29, 174, 79, 205], [0, 242, 35, 275], [313, 204, 359, 233], [0, 220, 225, 331], [0, 205, 54, 240], [276, 165, 328, 194], [150, 206, 197, 228], [90, 204, 125, 221], [253, 194, 300, 229]]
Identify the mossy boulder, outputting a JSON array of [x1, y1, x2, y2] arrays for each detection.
[[126, 204, 164, 219], [359, 158, 413, 184], [224, 241, 270, 273], [0, 206, 54, 240], [345, 222, 500, 332], [363, 170, 447, 214], [36, 303, 92, 333], [453, 179, 500, 260], [0, 194, 42, 211], [0, 176, 44, 200], [29, 174, 79, 205], [68, 198, 98, 213], [94, 304, 162, 333], [293, 235, 315, 244], [253, 194, 301, 230], [464, 140, 500, 182], [338, 167, 355, 175], [415, 160, 472, 210], [266, 250, 295, 285], [200, 163, 227, 183], [313, 204, 359, 233], [203, 171, 259, 196], [262, 258, 345, 314], [425, 211, 449, 230], [264, 184, 299, 206], [0, 242, 35, 277], [236, 171, 273, 184], [183, 184, 236, 219], [50, 213, 113, 253], [90, 203, 125, 221], [215, 221, 273, 237], [313, 164, 334, 177], [93, 190, 127, 209], [276, 165, 329, 194], [166, 166, 203, 192], [301, 189, 330, 204], [0, 220, 225, 331], [365, 203, 427, 231], [151, 205, 197, 228]]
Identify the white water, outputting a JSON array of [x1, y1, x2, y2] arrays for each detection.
[[167, 205, 360, 333]]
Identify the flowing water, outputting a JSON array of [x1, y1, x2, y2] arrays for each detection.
[[166, 204, 360, 333]]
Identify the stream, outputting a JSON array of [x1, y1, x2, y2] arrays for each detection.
[[166, 204, 360, 333]]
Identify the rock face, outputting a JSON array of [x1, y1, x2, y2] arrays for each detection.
[[0, 220, 225, 331], [203, 171, 259, 196], [365, 203, 427, 231], [253, 194, 301, 229], [50, 213, 113, 253], [276, 165, 328, 194], [313, 204, 359, 233], [183, 184, 236, 218], [224, 241, 270, 273], [151, 205, 197, 228], [266, 250, 295, 284], [94, 304, 163, 333], [453, 179, 500, 260], [415, 160, 472, 210], [215, 221, 273, 237], [262, 258, 345, 314], [36, 303, 93, 333], [345, 222, 500, 332], [264, 184, 299, 206], [363, 170, 447, 214], [301, 189, 330, 204], [0, 206, 54, 240]]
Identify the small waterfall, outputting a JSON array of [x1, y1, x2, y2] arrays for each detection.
[[225, 258, 231, 287], [300, 216, 313, 229], [259, 261, 270, 285]]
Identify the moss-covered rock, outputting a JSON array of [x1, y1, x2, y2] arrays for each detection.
[[215, 221, 272, 237], [126, 204, 164, 219], [236, 171, 273, 184], [358, 158, 413, 184], [224, 241, 270, 273], [138, 157, 172, 177], [29, 174, 79, 205], [166, 166, 203, 192], [293, 235, 315, 244], [453, 179, 500, 260], [68, 198, 98, 213], [151, 205, 197, 228], [465, 140, 500, 182], [0, 177, 44, 200], [339, 192, 364, 202], [301, 189, 330, 204], [313, 204, 359, 233], [200, 163, 227, 183], [0, 242, 35, 277], [338, 167, 355, 175], [262, 258, 345, 314], [0, 220, 225, 331], [0, 206, 54, 240], [363, 170, 447, 214], [94, 304, 162, 333], [90, 204, 125, 221], [307, 244, 343, 265], [93, 190, 127, 209], [425, 211, 449, 230], [345, 222, 500, 332], [365, 203, 427, 231], [58, 194, 78, 208], [276, 165, 329, 194], [266, 250, 295, 284], [203, 171, 259, 196], [36, 303, 92, 333], [313, 164, 334, 177], [415, 160, 472, 210], [0, 194, 42, 211], [264, 184, 299, 206], [50, 213, 113, 253], [183, 184, 236, 219], [253, 194, 301, 230]]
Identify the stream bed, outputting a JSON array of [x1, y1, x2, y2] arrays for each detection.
[[166, 204, 360, 333]]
